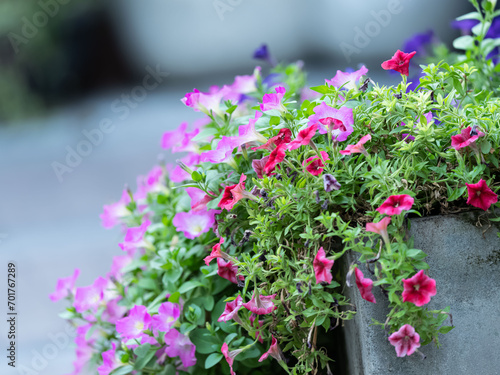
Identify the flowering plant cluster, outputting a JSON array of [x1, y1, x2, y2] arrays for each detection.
[[53, 1, 499, 374]]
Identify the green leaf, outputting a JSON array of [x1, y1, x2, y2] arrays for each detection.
[[455, 12, 482, 21], [137, 278, 157, 290], [480, 140, 492, 154], [438, 325, 454, 334], [453, 35, 474, 50], [190, 329, 219, 354], [309, 85, 329, 94], [133, 344, 158, 370], [191, 171, 203, 182], [110, 366, 135, 375], [205, 353, 223, 369], [178, 281, 205, 294], [406, 249, 427, 260], [269, 116, 280, 126]]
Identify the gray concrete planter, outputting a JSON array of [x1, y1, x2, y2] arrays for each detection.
[[343, 211, 500, 375]]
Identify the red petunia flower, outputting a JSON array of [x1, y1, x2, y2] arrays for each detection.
[[252, 156, 270, 178], [388, 324, 421, 357], [313, 247, 334, 284], [354, 267, 376, 304], [402, 269, 436, 306], [381, 50, 417, 76], [217, 258, 244, 285], [376, 194, 414, 216], [242, 293, 277, 315], [253, 128, 292, 151], [465, 179, 498, 211], [204, 237, 228, 266], [219, 174, 256, 211], [264, 144, 287, 175], [287, 124, 318, 151], [451, 126, 484, 150], [339, 135, 371, 156], [258, 336, 285, 363], [221, 342, 242, 375], [303, 151, 330, 176], [218, 295, 243, 324]]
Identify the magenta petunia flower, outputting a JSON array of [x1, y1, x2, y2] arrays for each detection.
[[303, 151, 330, 176], [135, 166, 166, 200], [181, 86, 230, 116], [225, 66, 261, 102], [100, 189, 131, 229], [102, 297, 127, 324], [49, 268, 80, 302], [118, 219, 151, 255], [70, 324, 96, 375], [325, 65, 368, 91], [217, 258, 244, 284], [264, 144, 287, 175], [74, 276, 108, 313], [323, 174, 341, 192], [237, 111, 267, 146], [381, 50, 417, 76], [260, 86, 286, 112], [402, 269, 437, 306], [151, 302, 180, 334], [221, 342, 242, 375], [186, 187, 215, 212], [97, 342, 121, 375], [451, 126, 485, 150], [259, 336, 284, 363], [200, 136, 239, 165], [116, 305, 152, 341], [173, 209, 219, 239], [163, 329, 197, 368], [465, 179, 498, 211], [253, 128, 292, 151], [376, 194, 414, 216], [161, 122, 200, 153], [308, 102, 354, 141], [365, 217, 391, 245], [218, 295, 243, 324], [252, 156, 270, 179], [204, 237, 227, 266], [354, 268, 376, 304], [287, 124, 318, 151], [339, 135, 371, 156], [313, 247, 334, 284], [249, 314, 264, 343], [168, 153, 200, 183], [388, 324, 421, 357], [243, 293, 277, 315]]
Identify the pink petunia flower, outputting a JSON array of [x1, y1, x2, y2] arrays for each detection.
[[253, 128, 292, 151], [161, 122, 200, 153], [381, 50, 417, 76], [102, 297, 127, 324], [237, 111, 268, 145], [162, 329, 197, 368], [100, 189, 131, 229], [49, 268, 80, 302], [243, 293, 277, 315], [97, 342, 121, 375], [181, 86, 230, 116], [200, 136, 239, 165], [313, 247, 334, 284], [168, 153, 200, 183], [252, 156, 270, 178], [221, 342, 242, 375], [263, 144, 287, 175], [225, 66, 261, 102], [451, 126, 485, 150], [69, 324, 97, 375], [173, 209, 219, 239], [308, 102, 354, 141], [287, 124, 318, 151], [186, 187, 215, 212], [259, 336, 285, 363], [354, 268, 376, 304], [204, 237, 228, 266], [325, 65, 368, 91], [388, 324, 421, 357], [107, 254, 133, 283], [74, 276, 108, 313], [376, 194, 414, 216], [339, 135, 371, 156], [218, 295, 243, 324], [151, 302, 180, 334], [217, 258, 244, 284], [402, 270, 437, 306], [365, 217, 391, 245], [116, 305, 152, 341], [259, 86, 286, 112], [135, 166, 166, 201], [118, 219, 151, 255], [465, 179, 498, 211], [303, 151, 330, 176], [249, 314, 264, 343]]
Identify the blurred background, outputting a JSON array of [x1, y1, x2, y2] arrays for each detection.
[[0, 0, 471, 373]]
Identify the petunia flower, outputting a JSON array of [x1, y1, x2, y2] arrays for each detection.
[[253, 44, 277, 66], [74, 276, 108, 313], [381, 50, 417, 76], [376, 194, 414, 216], [249, 314, 264, 343], [264, 144, 287, 175], [224, 67, 261, 103], [135, 166, 166, 200], [451, 126, 484, 150], [252, 156, 270, 178], [49, 268, 80, 302], [308, 102, 354, 141], [118, 219, 151, 255], [323, 174, 341, 192], [218, 295, 243, 324], [102, 297, 127, 324], [100, 189, 131, 229], [313, 247, 334, 284], [243, 293, 277, 315], [388, 324, 421, 357], [219, 174, 257, 211], [354, 268, 376, 304], [402, 270, 437, 306], [366, 217, 391, 246], [260, 86, 286, 112], [253, 128, 292, 151], [325, 65, 368, 91], [287, 124, 318, 151], [204, 237, 228, 266], [181, 86, 230, 116], [168, 153, 200, 183], [173, 209, 219, 239], [200, 136, 239, 167], [237, 111, 268, 146], [303, 151, 330, 176], [162, 329, 197, 368], [221, 342, 242, 375], [115, 305, 152, 341], [339, 135, 371, 156], [217, 258, 245, 284], [107, 254, 133, 283], [186, 187, 215, 212], [465, 179, 498, 211], [451, 19, 479, 34], [97, 342, 121, 375], [403, 30, 434, 56], [70, 324, 97, 375], [259, 336, 285, 363], [161, 122, 200, 153], [151, 302, 180, 334]]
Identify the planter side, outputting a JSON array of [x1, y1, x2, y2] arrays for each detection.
[[343, 211, 500, 375]]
